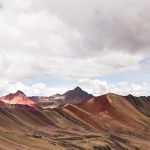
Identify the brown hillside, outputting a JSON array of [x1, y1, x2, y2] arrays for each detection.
[[63, 93, 150, 135]]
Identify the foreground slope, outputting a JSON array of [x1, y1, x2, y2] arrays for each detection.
[[0, 106, 150, 150], [0, 91, 150, 150]]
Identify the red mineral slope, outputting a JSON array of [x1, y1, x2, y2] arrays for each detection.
[[0, 90, 42, 110], [63, 93, 150, 134]]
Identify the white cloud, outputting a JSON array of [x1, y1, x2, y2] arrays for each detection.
[[0, 80, 71, 96], [78, 79, 150, 96], [0, 79, 149, 97], [0, 0, 149, 81]]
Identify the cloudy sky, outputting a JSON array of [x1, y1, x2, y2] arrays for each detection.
[[0, 0, 150, 96]]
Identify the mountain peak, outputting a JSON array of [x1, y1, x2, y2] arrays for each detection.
[[63, 87, 94, 103], [74, 86, 82, 91], [16, 90, 25, 95], [4, 90, 26, 99], [0, 90, 42, 110]]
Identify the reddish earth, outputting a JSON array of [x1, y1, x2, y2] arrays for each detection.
[[0, 90, 42, 110], [63, 93, 150, 135]]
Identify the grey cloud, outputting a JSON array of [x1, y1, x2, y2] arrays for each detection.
[[89, 10, 150, 53], [39, 0, 150, 55], [0, 0, 149, 81]]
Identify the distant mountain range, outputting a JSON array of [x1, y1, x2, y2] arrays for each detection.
[[0, 87, 150, 149], [29, 86, 94, 108]]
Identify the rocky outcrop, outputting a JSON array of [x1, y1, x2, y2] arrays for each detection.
[[126, 94, 150, 116]]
